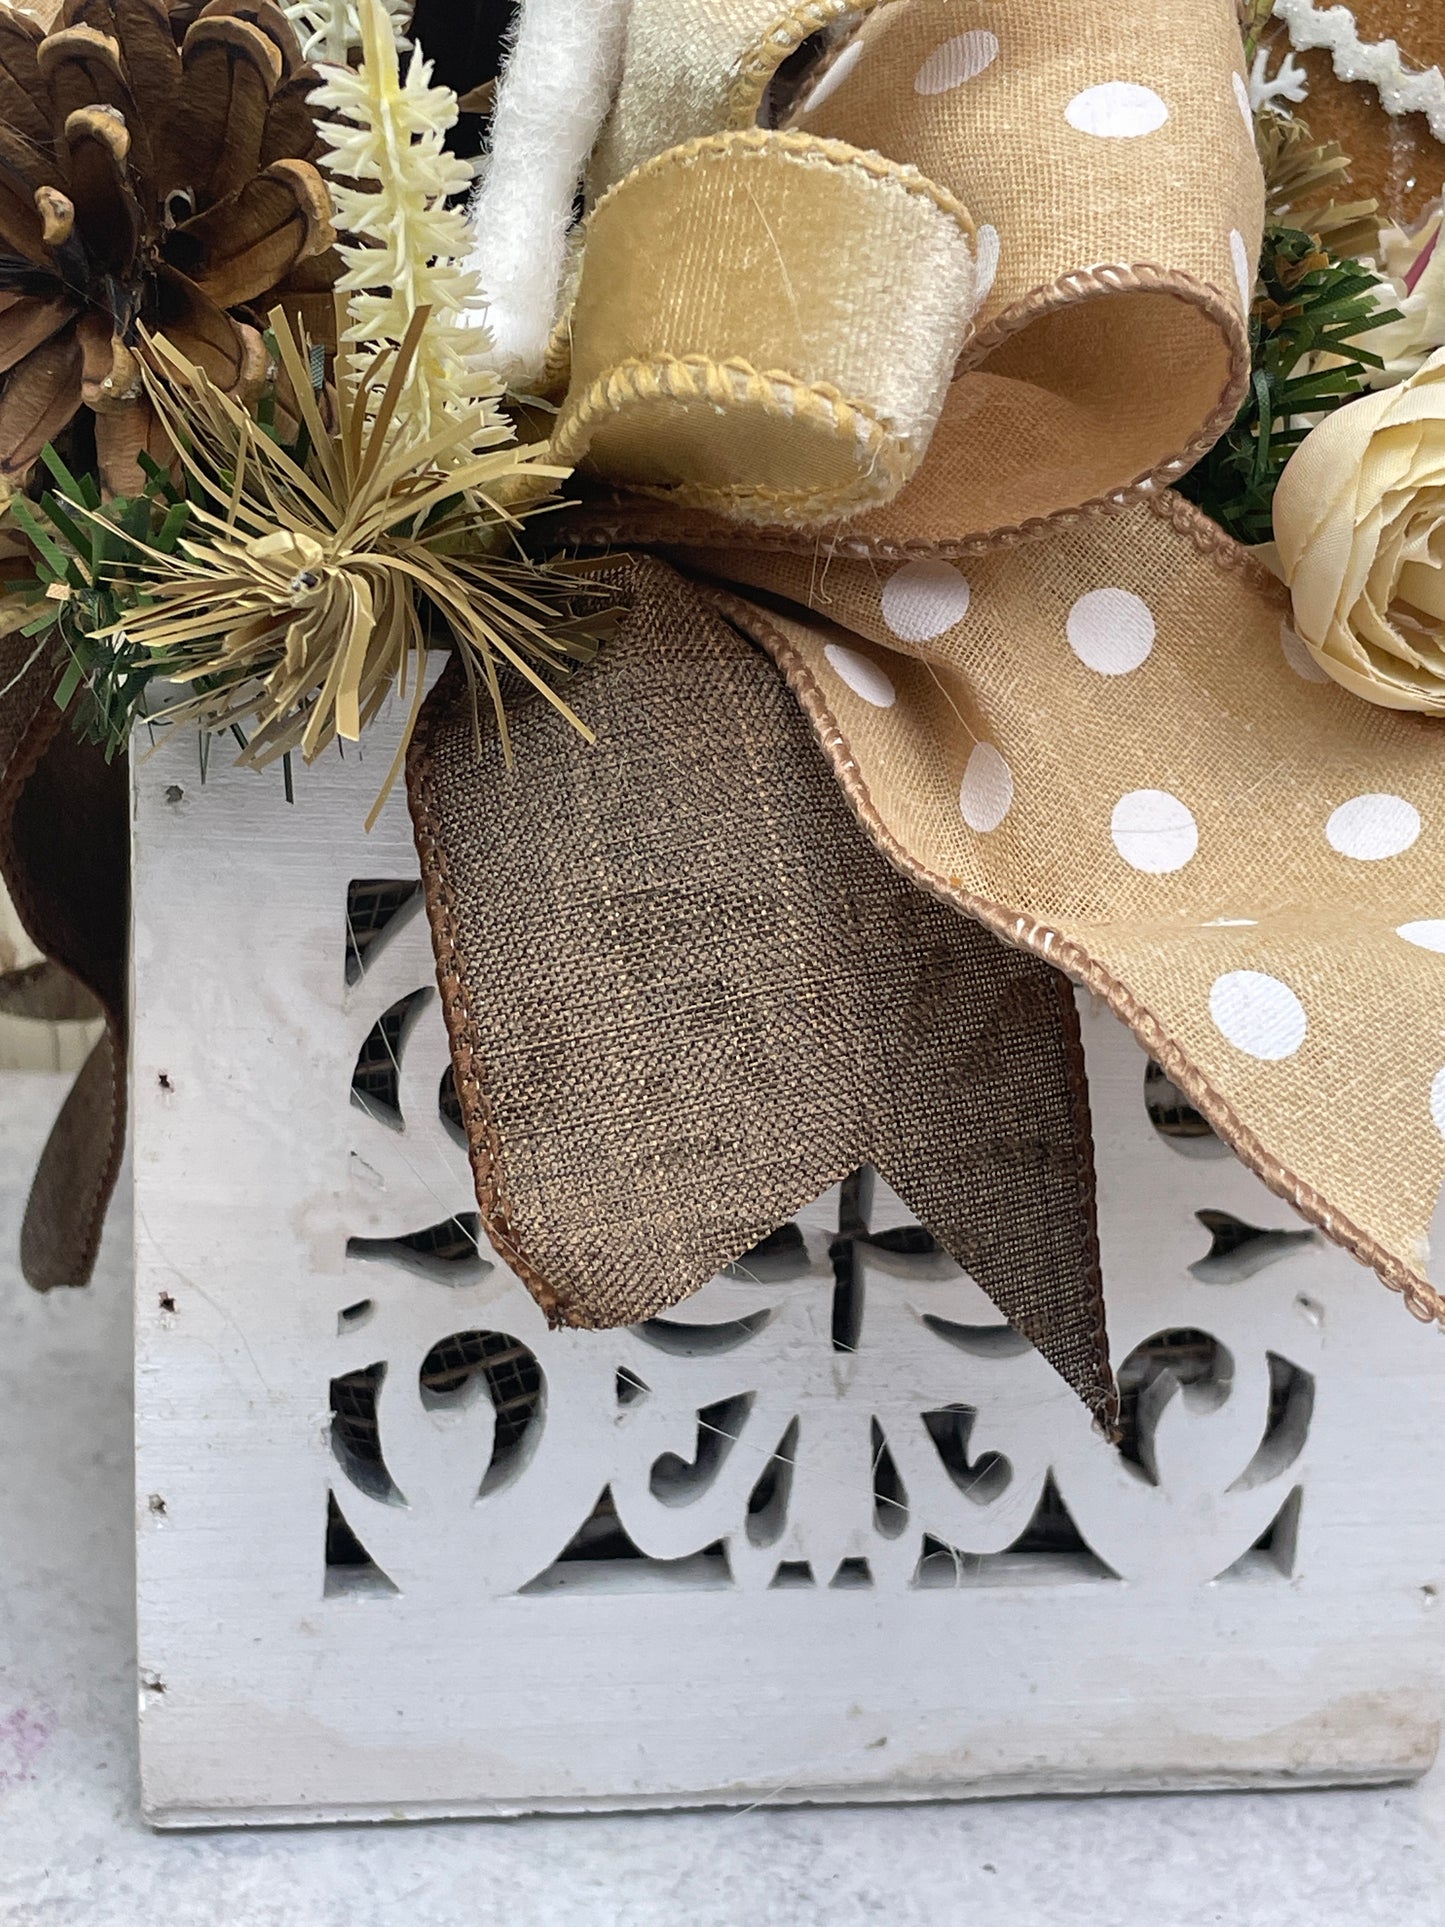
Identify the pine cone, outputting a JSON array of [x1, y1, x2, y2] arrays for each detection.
[[0, 0, 337, 494]]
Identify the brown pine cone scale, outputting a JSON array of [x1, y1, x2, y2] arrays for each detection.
[[0, 0, 337, 494]]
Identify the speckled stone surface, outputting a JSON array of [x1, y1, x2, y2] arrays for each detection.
[[3, 1070, 1445, 1927]]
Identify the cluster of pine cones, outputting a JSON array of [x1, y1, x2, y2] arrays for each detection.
[[0, 0, 339, 495]]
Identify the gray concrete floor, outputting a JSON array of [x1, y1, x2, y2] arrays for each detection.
[[3, 1069, 1445, 1927]]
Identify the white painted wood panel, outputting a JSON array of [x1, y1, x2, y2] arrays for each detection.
[[131, 696, 1445, 1827]]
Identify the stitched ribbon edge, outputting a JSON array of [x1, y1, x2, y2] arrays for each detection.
[[727, 0, 897, 126], [555, 263, 1251, 554], [700, 500, 1445, 1333]]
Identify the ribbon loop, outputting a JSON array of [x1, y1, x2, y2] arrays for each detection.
[[554, 129, 978, 525], [560, 0, 1260, 542], [588, 0, 891, 196]]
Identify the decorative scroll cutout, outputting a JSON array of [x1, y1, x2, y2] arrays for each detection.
[[345, 878, 423, 984], [327, 874, 1326, 1599]]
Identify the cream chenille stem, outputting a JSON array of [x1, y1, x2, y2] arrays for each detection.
[[464, 0, 632, 384]]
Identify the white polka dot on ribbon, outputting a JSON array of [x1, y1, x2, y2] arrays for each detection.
[[822, 642, 895, 708], [915, 29, 1000, 95], [1230, 230, 1254, 313], [803, 37, 864, 113], [881, 560, 972, 642], [1065, 82, 1169, 138], [1111, 790, 1197, 873], [1398, 921, 1445, 953], [974, 225, 1000, 307], [959, 744, 1013, 832], [1210, 970, 1308, 1061], [1067, 587, 1155, 674], [1326, 794, 1421, 861], [1232, 70, 1253, 134], [1280, 620, 1330, 683], [1433, 1068, 1445, 1139]]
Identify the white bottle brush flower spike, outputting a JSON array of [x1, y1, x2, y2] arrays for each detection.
[[310, 0, 506, 463], [284, 0, 410, 70]]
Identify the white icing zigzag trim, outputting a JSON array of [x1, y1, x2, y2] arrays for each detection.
[[1274, 0, 1445, 139]]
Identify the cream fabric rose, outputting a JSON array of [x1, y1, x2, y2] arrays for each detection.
[[1274, 345, 1445, 711], [1362, 209, 1445, 392]]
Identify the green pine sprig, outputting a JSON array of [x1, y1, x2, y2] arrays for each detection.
[[1237, 0, 1275, 62], [5, 444, 193, 759], [1181, 225, 1402, 545]]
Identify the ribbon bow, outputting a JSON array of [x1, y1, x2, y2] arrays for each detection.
[[432, 0, 1445, 1337]]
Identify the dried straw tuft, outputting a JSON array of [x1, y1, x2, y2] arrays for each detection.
[[82, 307, 614, 825]]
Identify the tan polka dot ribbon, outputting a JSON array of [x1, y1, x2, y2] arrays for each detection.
[[551, 0, 1445, 1326]]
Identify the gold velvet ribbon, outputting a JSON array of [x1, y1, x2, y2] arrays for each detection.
[[551, 0, 1445, 1326]]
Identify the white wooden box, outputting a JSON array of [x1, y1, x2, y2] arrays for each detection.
[[131, 699, 1445, 1828]]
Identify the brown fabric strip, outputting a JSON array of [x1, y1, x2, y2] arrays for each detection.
[[0, 958, 99, 1022], [407, 556, 1115, 1423], [0, 630, 127, 1291]]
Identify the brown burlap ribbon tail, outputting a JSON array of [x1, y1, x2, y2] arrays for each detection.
[[0, 628, 127, 1291], [408, 558, 1113, 1420]]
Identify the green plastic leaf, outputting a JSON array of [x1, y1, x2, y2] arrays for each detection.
[[53, 654, 84, 711]]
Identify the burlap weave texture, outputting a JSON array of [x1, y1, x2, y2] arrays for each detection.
[[407, 558, 1113, 1419]]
